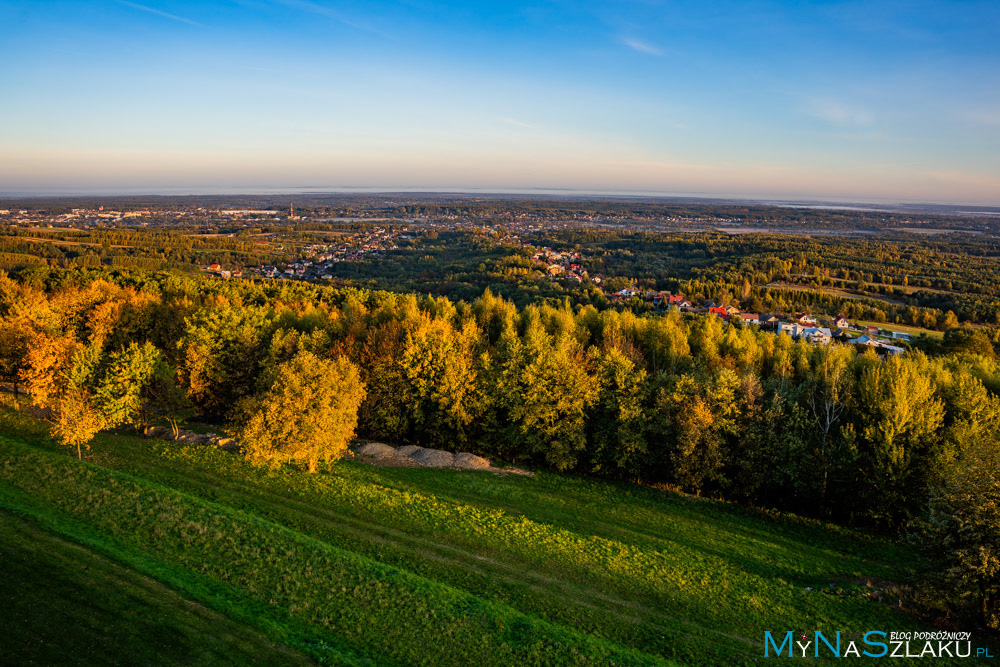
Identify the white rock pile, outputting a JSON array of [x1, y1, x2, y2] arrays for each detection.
[[352, 441, 492, 470]]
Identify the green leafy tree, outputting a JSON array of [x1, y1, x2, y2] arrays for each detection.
[[804, 345, 855, 507], [854, 354, 944, 526], [588, 346, 648, 478], [923, 440, 1000, 628], [179, 303, 273, 416], [656, 370, 739, 495], [497, 323, 598, 470], [37, 342, 107, 460], [356, 319, 412, 442], [400, 316, 482, 445], [95, 341, 192, 435]]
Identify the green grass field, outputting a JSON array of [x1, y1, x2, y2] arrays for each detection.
[[851, 320, 945, 339], [0, 408, 963, 665]]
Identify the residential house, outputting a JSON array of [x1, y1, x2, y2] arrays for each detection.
[[738, 313, 760, 325], [833, 316, 849, 329], [854, 335, 905, 356], [708, 306, 729, 321], [802, 327, 833, 345], [779, 323, 832, 344]]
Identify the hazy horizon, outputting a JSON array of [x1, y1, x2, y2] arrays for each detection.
[[2, 1, 999, 204], [3, 185, 999, 211]]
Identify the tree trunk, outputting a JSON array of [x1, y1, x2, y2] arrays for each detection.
[[77, 442, 82, 460]]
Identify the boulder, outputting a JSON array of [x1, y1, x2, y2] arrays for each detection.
[[356, 442, 398, 459], [409, 448, 454, 468], [454, 452, 490, 470]]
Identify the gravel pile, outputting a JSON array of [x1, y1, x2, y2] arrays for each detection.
[[395, 445, 423, 457], [356, 442, 398, 459], [454, 452, 490, 470], [409, 448, 454, 467]]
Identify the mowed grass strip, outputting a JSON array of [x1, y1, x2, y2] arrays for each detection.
[[0, 509, 311, 666], [0, 434, 665, 666], [96, 439, 927, 628], [72, 441, 730, 663]]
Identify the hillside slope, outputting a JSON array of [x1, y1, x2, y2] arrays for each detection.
[[0, 408, 947, 665]]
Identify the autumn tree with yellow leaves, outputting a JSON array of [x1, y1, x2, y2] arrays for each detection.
[[230, 350, 366, 472]]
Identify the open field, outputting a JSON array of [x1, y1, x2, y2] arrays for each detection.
[[851, 320, 945, 339], [0, 408, 971, 664]]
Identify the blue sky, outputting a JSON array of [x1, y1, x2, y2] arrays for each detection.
[[1, 0, 998, 203]]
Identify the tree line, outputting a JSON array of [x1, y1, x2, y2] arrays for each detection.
[[0, 267, 997, 627]]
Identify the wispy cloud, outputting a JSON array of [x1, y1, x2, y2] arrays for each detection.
[[621, 37, 662, 56], [802, 98, 874, 128], [274, 0, 386, 37], [116, 1, 202, 27], [504, 118, 538, 130]]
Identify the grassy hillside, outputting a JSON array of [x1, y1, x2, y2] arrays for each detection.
[[0, 408, 952, 665], [0, 511, 309, 665]]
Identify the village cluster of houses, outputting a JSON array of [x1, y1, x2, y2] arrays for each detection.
[[252, 227, 405, 281], [611, 288, 911, 355], [202, 263, 243, 280], [530, 248, 600, 285]]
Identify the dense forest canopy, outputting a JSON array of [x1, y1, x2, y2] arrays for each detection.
[[2, 267, 996, 518]]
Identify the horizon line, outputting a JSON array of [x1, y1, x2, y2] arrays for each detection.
[[2, 187, 999, 211]]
